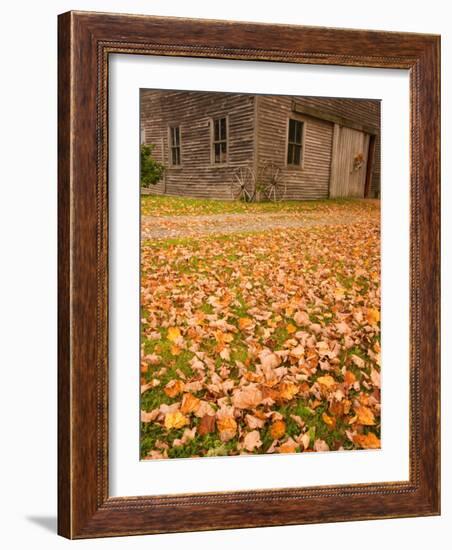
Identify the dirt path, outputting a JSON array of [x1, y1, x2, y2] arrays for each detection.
[[141, 210, 375, 239]]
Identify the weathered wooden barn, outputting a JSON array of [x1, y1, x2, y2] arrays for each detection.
[[140, 90, 380, 200]]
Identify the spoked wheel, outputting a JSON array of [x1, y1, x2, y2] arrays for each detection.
[[262, 163, 286, 202], [231, 166, 255, 202]]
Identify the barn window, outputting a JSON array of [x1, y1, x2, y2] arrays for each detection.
[[287, 119, 303, 166], [169, 126, 181, 166], [212, 117, 228, 164]]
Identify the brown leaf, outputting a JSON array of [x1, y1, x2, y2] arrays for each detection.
[[245, 414, 265, 430], [141, 409, 159, 423], [313, 439, 330, 452], [198, 414, 216, 436], [232, 385, 263, 409], [242, 430, 262, 452]]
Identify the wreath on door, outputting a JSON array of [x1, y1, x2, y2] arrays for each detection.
[[352, 152, 364, 171]]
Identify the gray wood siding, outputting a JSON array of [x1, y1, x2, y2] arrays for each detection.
[[140, 91, 381, 200], [292, 96, 381, 197], [256, 95, 334, 200], [140, 90, 255, 199]]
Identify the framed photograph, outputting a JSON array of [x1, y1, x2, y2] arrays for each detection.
[[58, 11, 440, 538]]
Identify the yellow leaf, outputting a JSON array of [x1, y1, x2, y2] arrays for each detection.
[[238, 317, 253, 330], [217, 416, 237, 442], [278, 381, 299, 401], [366, 308, 380, 325], [354, 431, 381, 449], [322, 412, 336, 428], [167, 327, 181, 342], [286, 323, 297, 334], [270, 420, 286, 440], [164, 411, 189, 430], [164, 379, 185, 398], [180, 393, 201, 415], [170, 344, 182, 356], [355, 405, 376, 426], [317, 375, 336, 389]]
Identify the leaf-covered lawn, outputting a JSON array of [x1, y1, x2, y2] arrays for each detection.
[[141, 193, 379, 217], [140, 200, 381, 459]]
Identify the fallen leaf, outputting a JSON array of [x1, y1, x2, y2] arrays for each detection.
[[355, 405, 376, 426], [278, 381, 298, 401], [294, 311, 310, 325], [180, 393, 201, 415], [322, 412, 336, 428], [164, 379, 185, 398], [366, 308, 380, 325], [317, 375, 336, 389], [198, 414, 216, 436], [242, 430, 262, 452], [354, 431, 381, 449], [245, 414, 265, 430], [351, 354, 365, 369], [164, 411, 189, 430], [313, 439, 330, 452], [217, 416, 237, 442], [279, 438, 298, 453], [232, 386, 263, 409], [238, 317, 253, 330], [167, 326, 181, 342], [270, 419, 286, 439], [141, 409, 159, 423]]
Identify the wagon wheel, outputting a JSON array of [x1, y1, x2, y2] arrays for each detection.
[[262, 163, 286, 202], [231, 166, 255, 202]]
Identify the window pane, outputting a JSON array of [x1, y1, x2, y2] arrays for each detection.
[[293, 144, 301, 165], [174, 127, 180, 146], [214, 143, 221, 163], [288, 119, 296, 142], [176, 148, 180, 165], [220, 118, 227, 140], [214, 119, 220, 141], [171, 148, 177, 165], [295, 121, 302, 144], [221, 142, 227, 162], [287, 143, 293, 164]]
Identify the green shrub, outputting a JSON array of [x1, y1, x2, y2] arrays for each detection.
[[140, 144, 165, 187]]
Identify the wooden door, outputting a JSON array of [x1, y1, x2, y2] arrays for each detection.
[[329, 125, 369, 198]]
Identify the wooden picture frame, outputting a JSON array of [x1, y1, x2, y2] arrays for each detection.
[[58, 10, 440, 538]]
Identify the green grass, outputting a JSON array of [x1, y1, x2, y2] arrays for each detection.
[[141, 194, 379, 217]]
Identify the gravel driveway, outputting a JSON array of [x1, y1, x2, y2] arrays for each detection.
[[141, 210, 372, 240]]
